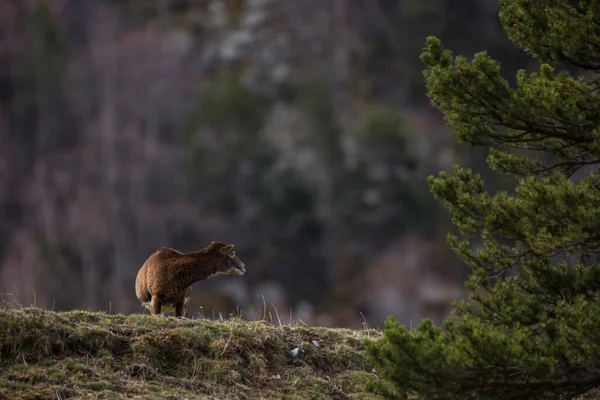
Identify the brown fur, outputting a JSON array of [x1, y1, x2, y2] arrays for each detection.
[[135, 241, 246, 317]]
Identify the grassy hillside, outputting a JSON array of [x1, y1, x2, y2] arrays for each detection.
[[0, 308, 382, 399]]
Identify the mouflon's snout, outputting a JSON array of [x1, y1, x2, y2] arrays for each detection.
[[235, 260, 246, 275]]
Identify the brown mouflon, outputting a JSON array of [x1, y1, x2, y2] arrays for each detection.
[[135, 241, 246, 317]]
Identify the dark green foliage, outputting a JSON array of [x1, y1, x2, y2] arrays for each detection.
[[299, 77, 345, 172], [17, 0, 72, 153], [365, 1, 600, 399], [184, 71, 271, 180], [20, 0, 69, 104], [296, 76, 348, 286], [357, 0, 535, 103], [344, 107, 426, 242], [183, 70, 276, 217], [183, 73, 327, 300]]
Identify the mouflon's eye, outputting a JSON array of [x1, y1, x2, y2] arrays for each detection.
[[228, 252, 235, 258]]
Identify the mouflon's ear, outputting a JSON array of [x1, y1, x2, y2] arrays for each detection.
[[219, 244, 235, 254], [206, 241, 220, 252]]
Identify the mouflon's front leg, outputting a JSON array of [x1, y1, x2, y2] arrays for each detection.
[[151, 296, 162, 315]]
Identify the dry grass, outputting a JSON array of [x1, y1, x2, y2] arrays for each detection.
[[0, 307, 383, 399]]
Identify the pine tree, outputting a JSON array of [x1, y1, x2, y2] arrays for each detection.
[[365, 1, 600, 399]]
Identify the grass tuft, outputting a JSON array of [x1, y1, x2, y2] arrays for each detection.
[[0, 308, 383, 399]]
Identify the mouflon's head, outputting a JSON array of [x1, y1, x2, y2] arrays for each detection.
[[206, 241, 246, 276]]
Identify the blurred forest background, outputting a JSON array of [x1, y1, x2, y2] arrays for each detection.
[[0, 0, 536, 328]]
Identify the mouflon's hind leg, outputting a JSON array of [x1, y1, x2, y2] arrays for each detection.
[[175, 299, 186, 318], [176, 296, 191, 320], [151, 296, 161, 315], [176, 288, 191, 319]]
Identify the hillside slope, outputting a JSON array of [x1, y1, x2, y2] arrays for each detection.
[[0, 308, 382, 399]]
